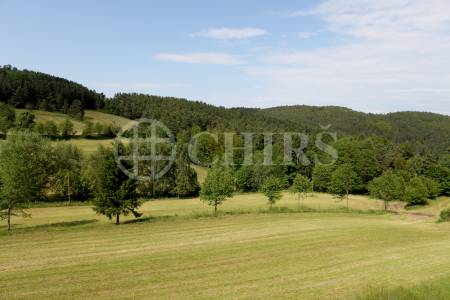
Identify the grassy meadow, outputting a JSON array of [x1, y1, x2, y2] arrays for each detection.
[[14, 109, 136, 154], [1, 192, 450, 299]]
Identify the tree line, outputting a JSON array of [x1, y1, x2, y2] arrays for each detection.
[[1, 128, 449, 230]]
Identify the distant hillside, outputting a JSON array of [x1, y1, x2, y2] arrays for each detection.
[[105, 95, 449, 152], [104, 93, 303, 133], [262, 106, 450, 152], [0, 65, 104, 111], [1, 66, 448, 153]]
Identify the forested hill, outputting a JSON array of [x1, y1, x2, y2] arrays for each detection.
[[104, 93, 302, 133], [262, 106, 450, 152], [0, 65, 105, 111], [0, 66, 448, 152], [106, 94, 450, 152]]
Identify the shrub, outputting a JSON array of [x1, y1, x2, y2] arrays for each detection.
[[261, 176, 283, 209], [421, 177, 441, 199], [403, 177, 429, 206], [368, 171, 405, 210], [439, 208, 450, 222]]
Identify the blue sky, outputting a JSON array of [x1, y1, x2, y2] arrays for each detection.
[[1, 0, 450, 114]]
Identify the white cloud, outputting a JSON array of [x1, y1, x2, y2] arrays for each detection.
[[288, 10, 316, 17], [155, 52, 245, 65], [297, 31, 314, 39], [249, 0, 450, 114], [191, 27, 267, 39]]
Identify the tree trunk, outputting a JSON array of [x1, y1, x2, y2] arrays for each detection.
[[115, 213, 120, 225], [385, 200, 388, 211], [214, 203, 217, 214], [67, 174, 71, 205], [7, 207, 11, 231], [346, 191, 349, 209]]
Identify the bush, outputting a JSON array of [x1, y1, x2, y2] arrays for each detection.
[[368, 171, 405, 210], [403, 177, 429, 206], [439, 208, 450, 222], [235, 165, 257, 192], [421, 177, 441, 199]]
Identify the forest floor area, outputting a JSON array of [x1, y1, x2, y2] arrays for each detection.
[[1, 193, 450, 299]]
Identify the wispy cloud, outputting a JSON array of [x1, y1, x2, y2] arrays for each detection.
[[287, 10, 317, 17], [190, 27, 267, 39], [297, 31, 314, 39], [248, 0, 450, 114], [155, 52, 246, 65]]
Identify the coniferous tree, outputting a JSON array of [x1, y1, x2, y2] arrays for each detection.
[[0, 102, 15, 133], [88, 146, 141, 224], [173, 143, 200, 198], [68, 99, 84, 120]]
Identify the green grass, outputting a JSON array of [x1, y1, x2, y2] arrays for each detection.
[[84, 110, 136, 128], [15, 109, 134, 135], [16, 108, 86, 134], [52, 137, 116, 154], [1, 193, 450, 299], [14, 109, 135, 153]]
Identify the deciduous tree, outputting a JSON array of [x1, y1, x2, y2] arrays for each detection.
[[329, 164, 357, 209], [200, 164, 234, 213], [368, 171, 405, 210], [290, 174, 311, 208], [261, 176, 283, 209]]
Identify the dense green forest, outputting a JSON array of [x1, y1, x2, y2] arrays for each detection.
[[105, 96, 450, 153], [0, 65, 105, 117], [263, 106, 450, 153]]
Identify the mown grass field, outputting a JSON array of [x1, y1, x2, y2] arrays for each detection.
[[1, 193, 450, 299]]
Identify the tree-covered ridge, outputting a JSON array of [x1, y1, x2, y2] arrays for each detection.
[[0, 65, 105, 112], [262, 105, 450, 152], [104, 93, 304, 133], [0, 66, 448, 153]]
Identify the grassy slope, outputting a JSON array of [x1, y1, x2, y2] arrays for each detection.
[[16, 108, 86, 133], [1, 193, 450, 299], [15, 109, 134, 154]]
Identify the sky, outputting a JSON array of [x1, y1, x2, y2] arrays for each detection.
[[1, 0, 450, 115]]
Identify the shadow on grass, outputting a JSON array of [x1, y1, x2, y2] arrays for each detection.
[[32, 219, 99, 229], [1, 219, 99, 235], [124, 206, 390, 225]]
